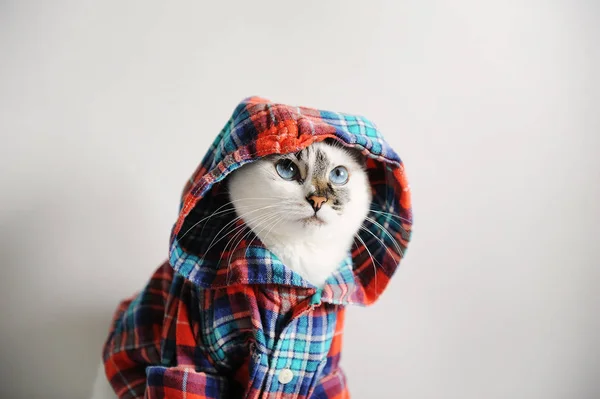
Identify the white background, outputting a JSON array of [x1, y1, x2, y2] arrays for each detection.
[[1, 1, 598, 398]]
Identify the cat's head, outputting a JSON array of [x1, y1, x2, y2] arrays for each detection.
[[228, 140, 372, 243]]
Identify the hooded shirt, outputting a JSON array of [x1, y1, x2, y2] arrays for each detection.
[[102, 97, 412, 399]]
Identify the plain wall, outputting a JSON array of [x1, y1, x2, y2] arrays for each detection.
[[1, 1, 598, 398]]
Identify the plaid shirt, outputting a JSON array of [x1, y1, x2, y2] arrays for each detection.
[[103, 97, 412, 398]]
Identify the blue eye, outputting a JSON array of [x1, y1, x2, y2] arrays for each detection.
[[329, 166, 349, 185], [275, 159, 299, 180]]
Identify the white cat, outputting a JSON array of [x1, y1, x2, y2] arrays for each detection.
[[90, 140, 371, 398], [227, 140, 371, 287]]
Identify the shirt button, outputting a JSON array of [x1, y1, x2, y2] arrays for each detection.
[[278, 368, 294, 384]]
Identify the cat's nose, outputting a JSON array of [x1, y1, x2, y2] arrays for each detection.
[[306, 195, 327, 212]]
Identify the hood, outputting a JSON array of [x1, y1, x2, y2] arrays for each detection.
[[169, 97, 412, 306]]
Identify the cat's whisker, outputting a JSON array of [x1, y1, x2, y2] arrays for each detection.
[[359, 226, 400, 265], [240, 216, 278, 261], [227, 209, 296, 252], [201, 204, 286, 258], [225, 211, 289, 282], [244, 212, 294, 254], [363, 216, 405, 257], [197, 204, 269, 240], [199, 219, 253, 262], [367, 210, 403, 228], [180, 208, 236, 240], [210, 221, 253, 265], [227, 213, 286, 282], [368, 207, 411, 223], [220, 212, 277, 269], [195, 206, 269, 239], [226, 211, 281, 256], [213, 212, 273, 259], [201, 205, 305, 265], [256, 212, 292, 246], [234, 209, 306, 271], [180, 197, 291, 240], [353, 233, 380, 291]]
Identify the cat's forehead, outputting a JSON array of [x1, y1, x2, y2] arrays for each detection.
[[291, 142, 357, 166]]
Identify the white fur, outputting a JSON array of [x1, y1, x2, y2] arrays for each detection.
[[228, 142, 371, 287]]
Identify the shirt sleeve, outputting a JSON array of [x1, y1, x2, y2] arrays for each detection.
[[102, 262, 169, 399], [102, 262, 233, 399]]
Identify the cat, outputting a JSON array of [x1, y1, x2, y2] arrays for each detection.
[[90, 140, 371, 398]]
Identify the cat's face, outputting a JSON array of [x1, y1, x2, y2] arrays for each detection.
[[228, 141, 372, 242]]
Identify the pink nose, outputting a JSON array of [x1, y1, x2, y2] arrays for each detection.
[[307, 195, 327, 212]]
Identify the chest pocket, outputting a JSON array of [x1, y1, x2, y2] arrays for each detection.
[[195, 287, 258, 373]]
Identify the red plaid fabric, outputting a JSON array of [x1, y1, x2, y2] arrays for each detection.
[[103, 97, 412, 398]]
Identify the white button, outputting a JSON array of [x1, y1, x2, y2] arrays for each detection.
[[278, 368, 294, 384]]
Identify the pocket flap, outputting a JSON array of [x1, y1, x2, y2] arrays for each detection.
[[145, 366, 229, 399]]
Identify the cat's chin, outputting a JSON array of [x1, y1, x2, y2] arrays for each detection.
[[299, 215, 326, 227]]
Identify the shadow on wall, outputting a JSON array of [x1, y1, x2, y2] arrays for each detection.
[[0, 166, 164, 398]]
